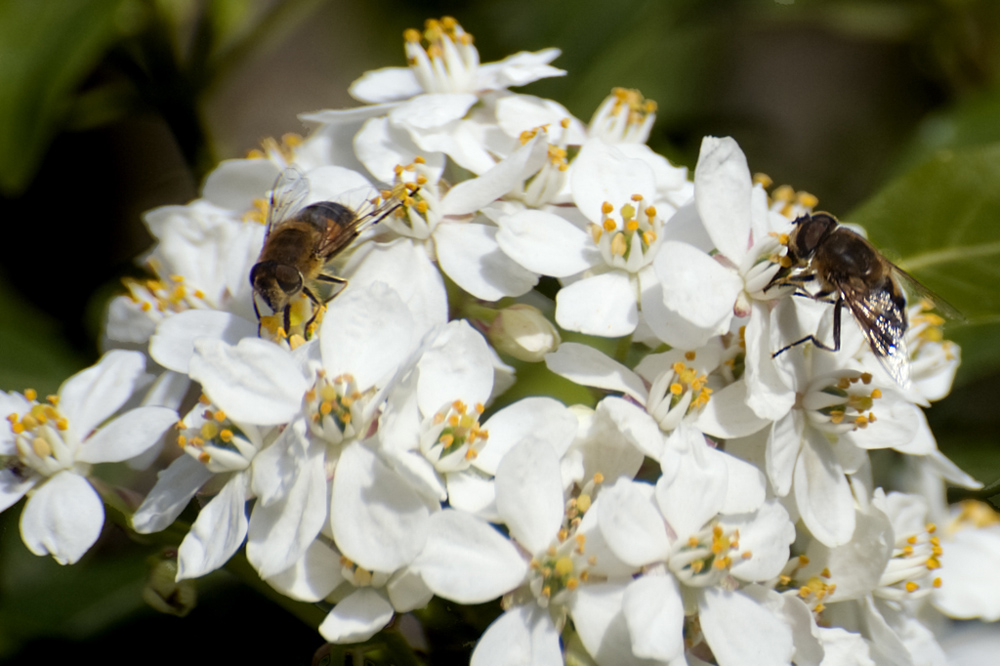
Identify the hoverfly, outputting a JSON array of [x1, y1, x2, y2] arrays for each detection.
[[765, 212, 960, 387], [250, 167, 411, 335]]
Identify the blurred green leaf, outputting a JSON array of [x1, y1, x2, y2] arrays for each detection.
[[0, 277, 87, 395], [0, 0, 132, 195], [849, 143, 1000, 384], [896, 87, 1000, 172]]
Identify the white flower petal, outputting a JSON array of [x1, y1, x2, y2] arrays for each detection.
[[495, 439, 563, 555], [657, 424, 728, 538], [441, 135, 548, 216], [622, 575, 685, 661], [654, 241, 742, 330], [694, 379, 770, 439], [698, 586, 794, 666], [77, 406, 176, 464], [201, 158, 280, 210], [794, 430, 856, 547], [496, 209, 597, 277], [570, 582, 649, 666], [190, 337, 309, 426], [265, 538, 343, 602], [0, 469, 35, 513], [476, 48, 565, 90], [417, 321, 494, 416], [58, 350, 147, 441], [176, 471, 249, 580], [435, 223, 538, 300], [495, 94, 585, 141], [933, 527, 1000, 621], [150, 310, 257, 374], [331, 441, 434, 572], [132, 455, 213, 533], [471, 605, 562, 666], [345, 239, 448, 334], [389, 92, 477, 129], [20, 471, 103, 565], [320, 280, 418, 391], [246, 438, 327, 578], [598, 396, 665, 461], [319, 587, 395, 644], [413, 509, 527, 603], [475, 397, 577, 475], [724, 500, 795, 581], [353, 116, 436, 183], [571, 140, 656, 223], [544, 342, 647, 402], [694, 136, 752, 261], [555, 271, 638, 337], [598, 478, 669, 567], [349, 66, 423, 103]]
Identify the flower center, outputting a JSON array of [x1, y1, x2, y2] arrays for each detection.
[[588, 195, 662, 271], [420, 400, 488, 472], [404, 17, 479, 94], [306, 373, 373, 445], [877, 521, 941, 601], [176, 398, 258, 473], [589, 87, 657, 144], [668, 523, 746, 587], [6, 389, 74, 477], [646, 357, 712, 432], [803, 372, 882, 433]]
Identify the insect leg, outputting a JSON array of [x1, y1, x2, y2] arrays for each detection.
[[772, 296, 844, 357], [252, 293, 263, 336]]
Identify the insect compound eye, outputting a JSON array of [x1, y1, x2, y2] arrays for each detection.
[[792, 213, 837, 258], [274, 264, 303, 294]]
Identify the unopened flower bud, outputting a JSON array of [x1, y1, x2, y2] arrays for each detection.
[[487, 304, 561, 362], [143, 552, 197, 617]]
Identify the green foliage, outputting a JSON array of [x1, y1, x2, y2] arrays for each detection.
[[849, 143, 1000, 384], [0, 0, 130, 195], [0, 278, 87, 395]]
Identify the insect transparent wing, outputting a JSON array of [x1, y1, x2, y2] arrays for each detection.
[[265, 166, 310, 237], [844, 286, 910, 387], [888, 262, 965, 323]]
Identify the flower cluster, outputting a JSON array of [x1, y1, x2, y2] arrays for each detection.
[[2, 15, 997, 666]]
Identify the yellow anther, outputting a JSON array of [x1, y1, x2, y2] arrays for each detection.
[[753, 173, 773, 188], [603, 218, 617, 232], [439, 434, 455, 447], [798, 192, 819, 208], [601, 201, 614, 214], [933, 577, 942, 588], [905, 582, 919, 593], [24, 389, 37, 402], [593, 472, 604, 484]]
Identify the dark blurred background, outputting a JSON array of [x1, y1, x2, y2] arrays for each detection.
[[1, 0, 999, 663]]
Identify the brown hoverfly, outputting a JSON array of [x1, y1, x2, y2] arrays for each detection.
[[250, 167, 412, 335], [765, 212, 960, 387]]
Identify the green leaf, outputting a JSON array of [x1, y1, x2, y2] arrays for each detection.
[[0, 277, 87, 396], [848, 143, 1000, 383], [0, 0, 131, 195]]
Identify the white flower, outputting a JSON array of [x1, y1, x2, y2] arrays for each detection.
[[497, 141, 672, 337], [1, 351, 176, 564], [349, 18, 564, 104], [595, 443, 796, 666]]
